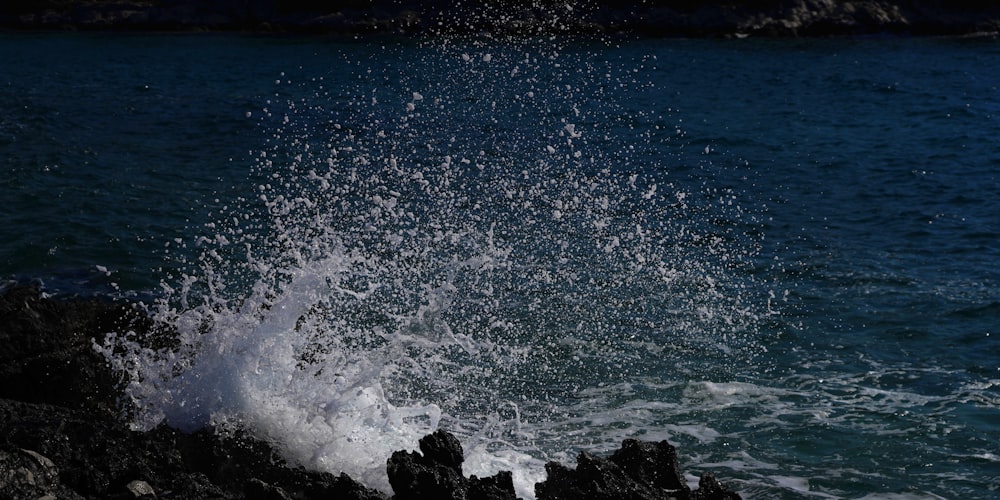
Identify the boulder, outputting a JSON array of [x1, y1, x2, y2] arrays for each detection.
[[0, 283, 148, 414], [0, 447, 83, 500], [609, 439, 688, 493], [387, 429, 518, 500]]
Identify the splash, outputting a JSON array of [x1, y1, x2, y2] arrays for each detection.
[[101, 27, 766, 498]]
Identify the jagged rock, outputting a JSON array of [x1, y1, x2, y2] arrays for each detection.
[[609, 439, 687, 494], [0, 285, 388, 500], [387, 429, 519, 500], [536, 451, 667, 500], [0, 285, 738, 500], [691, 472, 741, 500], [0, 447, 83, 500], [417, 429, 465, 469], [535, 438, 740, 500], [245, 477, 292, 500], [0, 397, 389, 500], [0, 284, 151, 415]]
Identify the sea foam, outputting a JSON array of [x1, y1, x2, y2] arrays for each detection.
[[100, 31, 766, 499]]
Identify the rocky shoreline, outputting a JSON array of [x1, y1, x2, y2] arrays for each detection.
[[1, 0, 999, 37], [0, 284, 741, 499]]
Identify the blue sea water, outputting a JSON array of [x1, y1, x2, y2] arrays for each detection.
[[2, 32, 999, 498]]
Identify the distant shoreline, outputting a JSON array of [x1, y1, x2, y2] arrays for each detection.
[[2, 1, 999, 38]]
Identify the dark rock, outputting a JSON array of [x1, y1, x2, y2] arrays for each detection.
[[0, 397, 389, 500], [387, 448, 466, 499], [469, 470, 519, 500], [536, 451, 667, 500], [691, 472, 741, 500], [418, 430, 465, 469], [0, 284, 153, 415], [245, 477, 293, 500], [609, 439, 687, 494], [0, 285, 387, 500], [536, 439, 740, 500], [123, 479, 157, 498], [0, 284, 739, 500], [387, 429, 519, 500], [1, 0, 1000, 36], [0, 446, 84, 500]]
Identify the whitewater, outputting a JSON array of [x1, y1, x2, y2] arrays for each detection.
[[91, 33, 766, 498]]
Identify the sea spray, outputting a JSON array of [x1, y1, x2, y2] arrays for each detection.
[[100, 26, 767, 499]]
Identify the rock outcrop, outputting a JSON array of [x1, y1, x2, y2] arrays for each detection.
[[387, 430, 519, 500], [0, 284, 140, 417], [0, 284, 740, 499], [536, 438, 740, 500], [1, 1, 999, 37], [0, 397, 388, 500]]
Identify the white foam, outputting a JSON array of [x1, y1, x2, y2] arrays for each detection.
[[100, 32, 767, 500], [464, 447, 545, 499], [103, 257, 450, 491], [766, 475, 839, 498], [856, 493, 948, 500]]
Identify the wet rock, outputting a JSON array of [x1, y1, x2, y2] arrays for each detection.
[[0, 446, 88, 500], [691, 472, 741, 500], [245, 478, 291, 500], [609, 439, 687, 493], [387, 429, 518, 500], [537, 452, 667, 500], [0, 284, 739, 499], [123, 479, 156, 498], [535, 438, 740, 500], [0, 285, 387, 500], [0, 283, 151, 415], [0, 397, 388, 500], [417, 429, 465, 469]]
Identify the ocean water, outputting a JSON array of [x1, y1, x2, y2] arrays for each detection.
[[2, 31, 999, 498]]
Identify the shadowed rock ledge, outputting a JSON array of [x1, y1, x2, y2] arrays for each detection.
[[1, 1, 999, 37], [0, 284, 741, 499]]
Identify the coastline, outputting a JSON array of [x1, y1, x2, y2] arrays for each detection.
[[0, 284, 742, 499], [1, 0, 999, 37]]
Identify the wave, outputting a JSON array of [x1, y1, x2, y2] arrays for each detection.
[[98, 35, 768, 498]]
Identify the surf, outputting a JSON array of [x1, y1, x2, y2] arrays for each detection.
[[99, 30, 766, 498]]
